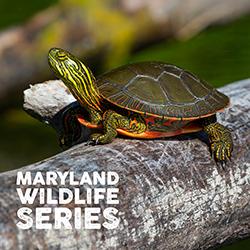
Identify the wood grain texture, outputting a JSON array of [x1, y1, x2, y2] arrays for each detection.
[[0, 79, 249, 250]]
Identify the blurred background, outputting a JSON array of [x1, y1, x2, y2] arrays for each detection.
[[0, 0, 249, 248]]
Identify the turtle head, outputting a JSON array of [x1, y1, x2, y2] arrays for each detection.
[[48, 48, 101, 111]]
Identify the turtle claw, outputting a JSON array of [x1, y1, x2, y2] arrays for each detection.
[[86, 137, 99, 146], [90, 133, 103, 145], [203, 121, 233, 163], [84, 140, 95, 146], [211, 141, 232, 162], [90, 132, 114, 144]]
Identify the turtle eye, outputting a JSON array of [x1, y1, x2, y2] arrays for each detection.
[[57, 51, 67, 60]]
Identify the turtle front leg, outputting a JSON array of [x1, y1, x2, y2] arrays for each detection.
[[202, 115, 233, 161], [88, 108, 102, 125], [91, 110, 146, 144]]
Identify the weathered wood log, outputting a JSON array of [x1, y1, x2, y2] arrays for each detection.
[[1, 0, 250, 101], [0, 79, 249, 250]]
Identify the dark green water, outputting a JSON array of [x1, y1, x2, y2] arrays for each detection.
[[0, 0, 61, 172], [0, 2, 249, 248], [0, 0, 57, 29], [129, 15, 250, 87], [0, 110, 59, 172]]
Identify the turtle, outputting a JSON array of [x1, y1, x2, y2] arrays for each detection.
[[48, 48, 233, 161]]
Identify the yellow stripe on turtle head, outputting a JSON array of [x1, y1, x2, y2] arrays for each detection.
[[48, 48, 101, 111]]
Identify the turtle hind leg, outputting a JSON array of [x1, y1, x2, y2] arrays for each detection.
[[90, 110, 147, 144], [59, 104, 102, 148], [202, 115, 233, 162], [59, 103, 86, 148]]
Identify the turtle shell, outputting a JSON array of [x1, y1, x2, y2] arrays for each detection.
[[96, 62, 229, 119]]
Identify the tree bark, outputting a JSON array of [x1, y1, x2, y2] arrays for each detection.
[[1, 0, 250, 101], [0, 79, 249, 250]]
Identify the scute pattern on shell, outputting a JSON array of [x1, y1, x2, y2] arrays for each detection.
[[96, 62, 229, 118]]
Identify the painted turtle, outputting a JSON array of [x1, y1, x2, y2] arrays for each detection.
[[48, 48, 233, 161]]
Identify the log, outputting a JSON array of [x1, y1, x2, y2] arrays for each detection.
[[0, 79, 249, 250], [1, 0, 250, 101]]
